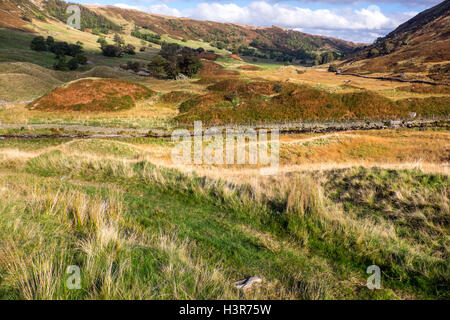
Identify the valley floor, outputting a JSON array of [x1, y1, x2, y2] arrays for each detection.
[[0, 26, 449, 299], [0, 127, 448, 299]]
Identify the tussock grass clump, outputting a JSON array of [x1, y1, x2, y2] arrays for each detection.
[[324, 167, 449, 255], [0, 175, 241, 299]]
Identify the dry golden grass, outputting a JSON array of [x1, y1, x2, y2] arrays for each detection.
[[238, 67, 450, 100]]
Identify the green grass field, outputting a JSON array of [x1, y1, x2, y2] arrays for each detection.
[[0, 138, 448, 299]]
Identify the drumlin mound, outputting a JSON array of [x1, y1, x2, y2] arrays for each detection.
[[28, 78, 155, 112]]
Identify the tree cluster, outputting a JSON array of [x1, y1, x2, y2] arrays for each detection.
[[147, 42, 203, 79], [130, 30, 162, 45], [99, 34, 136, 57], [30, 36, 87, 71]]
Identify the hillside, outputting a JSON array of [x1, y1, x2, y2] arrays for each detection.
[[0, 0, 361, 66], [87, 5, 360, 64], [339, 0, 450, 83]]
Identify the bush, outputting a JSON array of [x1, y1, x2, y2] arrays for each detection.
[[101, 45, 122, 57], [97, 37, 107, 47], [368, 48, 380, 58], [126, 61, 141, 72], [30, 36, 47, 51], [46, 36, 54, 48], [328, 64, 338, 73], [74, 54, 88, 65], [53, 55, 68, 71], [123, 44, 136, 55], [67, 57, 79, 70]]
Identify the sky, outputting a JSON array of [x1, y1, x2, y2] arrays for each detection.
[[75, 0, 444, 43]]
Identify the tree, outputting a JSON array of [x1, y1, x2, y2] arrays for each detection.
[[67, 44, 83, 57], [178, 55, 202, 77], [148, 55, 168, 76], [164, 56, 179, 79], [53, 55, 68, 71], [50, 41, 70, 56], [46, 36, 54, 48], [74, 54, 88, 65], [126, 61, 140, 72], [97, 36, 107, 48], [160, 42, 181, 59], [67, 57, 79, 70], [30, 36, 47, 51], [113, 33, 124, 47], [383, 41, 395, 54]]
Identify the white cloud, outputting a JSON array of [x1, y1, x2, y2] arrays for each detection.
[[113, 3, 144, 11], [148, 4, 182, 17], [186, 2, 401, 31], [114, 1, 418, 43]]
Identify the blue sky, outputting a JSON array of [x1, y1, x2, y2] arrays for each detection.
[[76, 0, 443, 43]]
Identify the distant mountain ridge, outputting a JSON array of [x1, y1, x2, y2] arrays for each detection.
[[339, 0, 450, 83], [0, 0, 361, 65]]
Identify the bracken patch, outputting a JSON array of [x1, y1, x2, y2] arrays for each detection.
[[28, 78, 155, 112]]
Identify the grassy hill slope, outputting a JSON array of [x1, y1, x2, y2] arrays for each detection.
[[339, 0, 450, 83]]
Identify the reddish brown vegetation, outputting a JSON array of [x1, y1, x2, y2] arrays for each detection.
[[197, 52, 219, 61], [238, 65, 261, 71], [161, 91, 198, 104], [230, 54, 243, 61], [197, 61, 240, 84], [0, 0, 36, 32], [29, 78, 155, 112], [176, 82, 450, 125], [398, 84, 450, 94]]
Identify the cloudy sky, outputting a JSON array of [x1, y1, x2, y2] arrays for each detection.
[[76, 0, 443, 43]]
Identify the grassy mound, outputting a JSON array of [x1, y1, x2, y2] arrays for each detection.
[[77, 66, 134, 79], [28, 78, 155, 112], [0, 73, 60, 102], [0, 62, 68, 102], [160, 91, 199, 105], [207, 79, 280, 96], [176, 82, 450, 125], [197, 60, 240, 84]]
